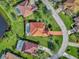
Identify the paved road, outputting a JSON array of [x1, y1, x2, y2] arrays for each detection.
[[63, 52, 77, 59], [41, 0, 68, 59], [68, 42, 79, 48]]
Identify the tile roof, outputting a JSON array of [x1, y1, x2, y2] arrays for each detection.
[[64, 0, 79, 13], [5, 52, 21, 59], [65, 0, 75, 3], [22, 41, 38, 54], [30, 22, 45, 35], [26, 22, 62, 36], [17, 0, 37, 17]]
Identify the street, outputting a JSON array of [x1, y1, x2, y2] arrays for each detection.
[[41, 0, 69, 59]]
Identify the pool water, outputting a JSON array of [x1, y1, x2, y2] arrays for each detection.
[[0, 15, 8, 37]]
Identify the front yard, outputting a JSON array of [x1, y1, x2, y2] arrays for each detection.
[[59, 12, 73, 30], [66, 46, 79, 58], [27, 1, 61, 31]]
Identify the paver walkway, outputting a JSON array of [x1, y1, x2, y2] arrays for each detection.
[[48, 31, 62, 35]]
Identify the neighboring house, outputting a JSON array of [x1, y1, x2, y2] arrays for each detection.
[[16, 40, 38, 55], [26, 22, 62, 36], [15, 0, 37, 17], [70, 16, 79, 34], [1, 52, 22, 59], [53, 0, 61, 2], [73, 16, 79, 32], [64, 0, 79, 13]]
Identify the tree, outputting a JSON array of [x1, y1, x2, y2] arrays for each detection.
[[76, 11, 79, 16], [61, 0, 67, 3], [48, 24, 52, 29]]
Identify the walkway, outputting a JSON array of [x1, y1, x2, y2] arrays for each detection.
[[49, 31, 62, 35], [68, 42, 79, 48], [41, 0, 69, 59], [63, 52, 77, 59]]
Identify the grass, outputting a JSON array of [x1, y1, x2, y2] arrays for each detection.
[[69, 33, 79, 43], [0, 5, 11, 25], [59, 56, 67, 59], [59, 12, 73, 30], [26, 36, 62, 53], [0, 1, 63, 59], [69, 34, 77, 42], [66, 46, 78, 58]]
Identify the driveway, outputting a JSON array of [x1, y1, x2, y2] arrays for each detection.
[[38, 46, 53, 56], [63, 52, 77, 59], [68, 42, 79, 48]]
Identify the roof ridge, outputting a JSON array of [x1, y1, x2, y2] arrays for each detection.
[[31, 28, 38, 35]]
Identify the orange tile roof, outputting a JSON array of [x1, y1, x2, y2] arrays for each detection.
[[17, 0, 37, 17], [5, 52, 20, 59], [30, 22, 45, 35], [29, 22, 62, 36], [18, 5, 33, 17]]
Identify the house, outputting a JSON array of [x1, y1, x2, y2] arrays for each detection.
[[16, 40, 38, 55], [0, 15, 9, 38], [26, 22, 62, 36], [64, 0, 79, 13], [73, 16, 79, 32], [70, 16, 79, 33], [15, 0, 37, 17], [53, 0, 61, 2], [26, 22, 47, 36], [1, 52, 22, 59]]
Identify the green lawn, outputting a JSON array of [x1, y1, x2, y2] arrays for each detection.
[[69, 33, 79, 43], [26, 36, 62, 53], [69, 34, 77, 42], [59, 56, 67, 59], [59, 12, 73, 30], [66, 46, 78, 58]]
